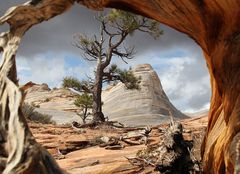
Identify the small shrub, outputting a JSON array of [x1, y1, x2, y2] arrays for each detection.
[[22, 103, 56, 124], [44, 98, 50, 102], [74, 93, 93, 124], [62, 76, 82, 91]]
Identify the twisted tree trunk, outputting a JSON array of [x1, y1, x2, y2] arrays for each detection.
[[0, 0, 239, 173], [92, 62, 105, 123], [0, 0, 75, 173]]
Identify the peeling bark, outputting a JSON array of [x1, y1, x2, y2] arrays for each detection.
[[0, 0, 240, 173]]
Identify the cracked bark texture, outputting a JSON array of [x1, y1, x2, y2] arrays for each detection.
[[0, 0, 240, 173]]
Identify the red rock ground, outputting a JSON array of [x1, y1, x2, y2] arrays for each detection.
[[29, 115, 207, 173]]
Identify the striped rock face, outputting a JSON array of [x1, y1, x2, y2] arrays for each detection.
[[102, 64, 187, 126]]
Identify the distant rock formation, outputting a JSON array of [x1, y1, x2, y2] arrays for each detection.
[[20, 81, 37, 91], [22, 65, 186, 125], [22, 83, 82, 124], [22, 82, 50, 93], [102, 64, 187, 125]]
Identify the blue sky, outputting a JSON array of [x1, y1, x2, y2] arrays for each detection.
[[1, 1, 211, 113]]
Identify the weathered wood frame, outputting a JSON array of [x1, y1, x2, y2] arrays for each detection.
[[0, 0, 239, 173]]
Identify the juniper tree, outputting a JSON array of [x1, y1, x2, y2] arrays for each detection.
[[74, 93, 93, 124], [63, 10, 162, 123]]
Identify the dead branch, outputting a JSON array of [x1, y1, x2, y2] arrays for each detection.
[[0, 1, 75, 173]]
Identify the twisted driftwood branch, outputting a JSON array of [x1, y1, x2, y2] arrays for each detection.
[[0, 0, 75, 173]]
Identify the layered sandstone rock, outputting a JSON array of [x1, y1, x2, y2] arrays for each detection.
[[24, 83, 76, 111], [102, 64, 187, 125], [29, 115, 207, 174], [23, 64, 186, 126], [23, 83, 82, 124]]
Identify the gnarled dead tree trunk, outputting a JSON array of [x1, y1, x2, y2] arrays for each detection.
[[0, 0, 240, 173], [0, 0, 75, 173]]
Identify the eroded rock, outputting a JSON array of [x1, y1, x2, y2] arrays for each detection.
[[102, 64, 187, 125]]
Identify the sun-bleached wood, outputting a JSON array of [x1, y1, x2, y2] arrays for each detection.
[[0, 0, 75, 173]]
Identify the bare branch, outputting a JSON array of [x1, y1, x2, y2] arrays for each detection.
[[112, 32, 128, 49], [72, 42, 98, 61], [112, 48, 134, 59], [82, 85, 92, 93], [85, 73, 95, 85]]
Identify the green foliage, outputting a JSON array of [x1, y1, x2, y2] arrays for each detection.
[[74, 93, 93, 108], [109, 64, 118, 73], [74, 93, 93, 124], [118, 68, 141, 90], [22, 103, 56, 124], [107, 9, 139, 34], [106, 64, 141, 90], [62, 76, 82, 91], [62, 76, 93, 93], [148, 21, 163, 39], [106, 9, 163, 38], [78, 34, 92, 47], [44, 98, 50, 102]]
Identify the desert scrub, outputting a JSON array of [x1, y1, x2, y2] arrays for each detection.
[[44, 98, 50, 102], [22, 103, 56, 124]]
